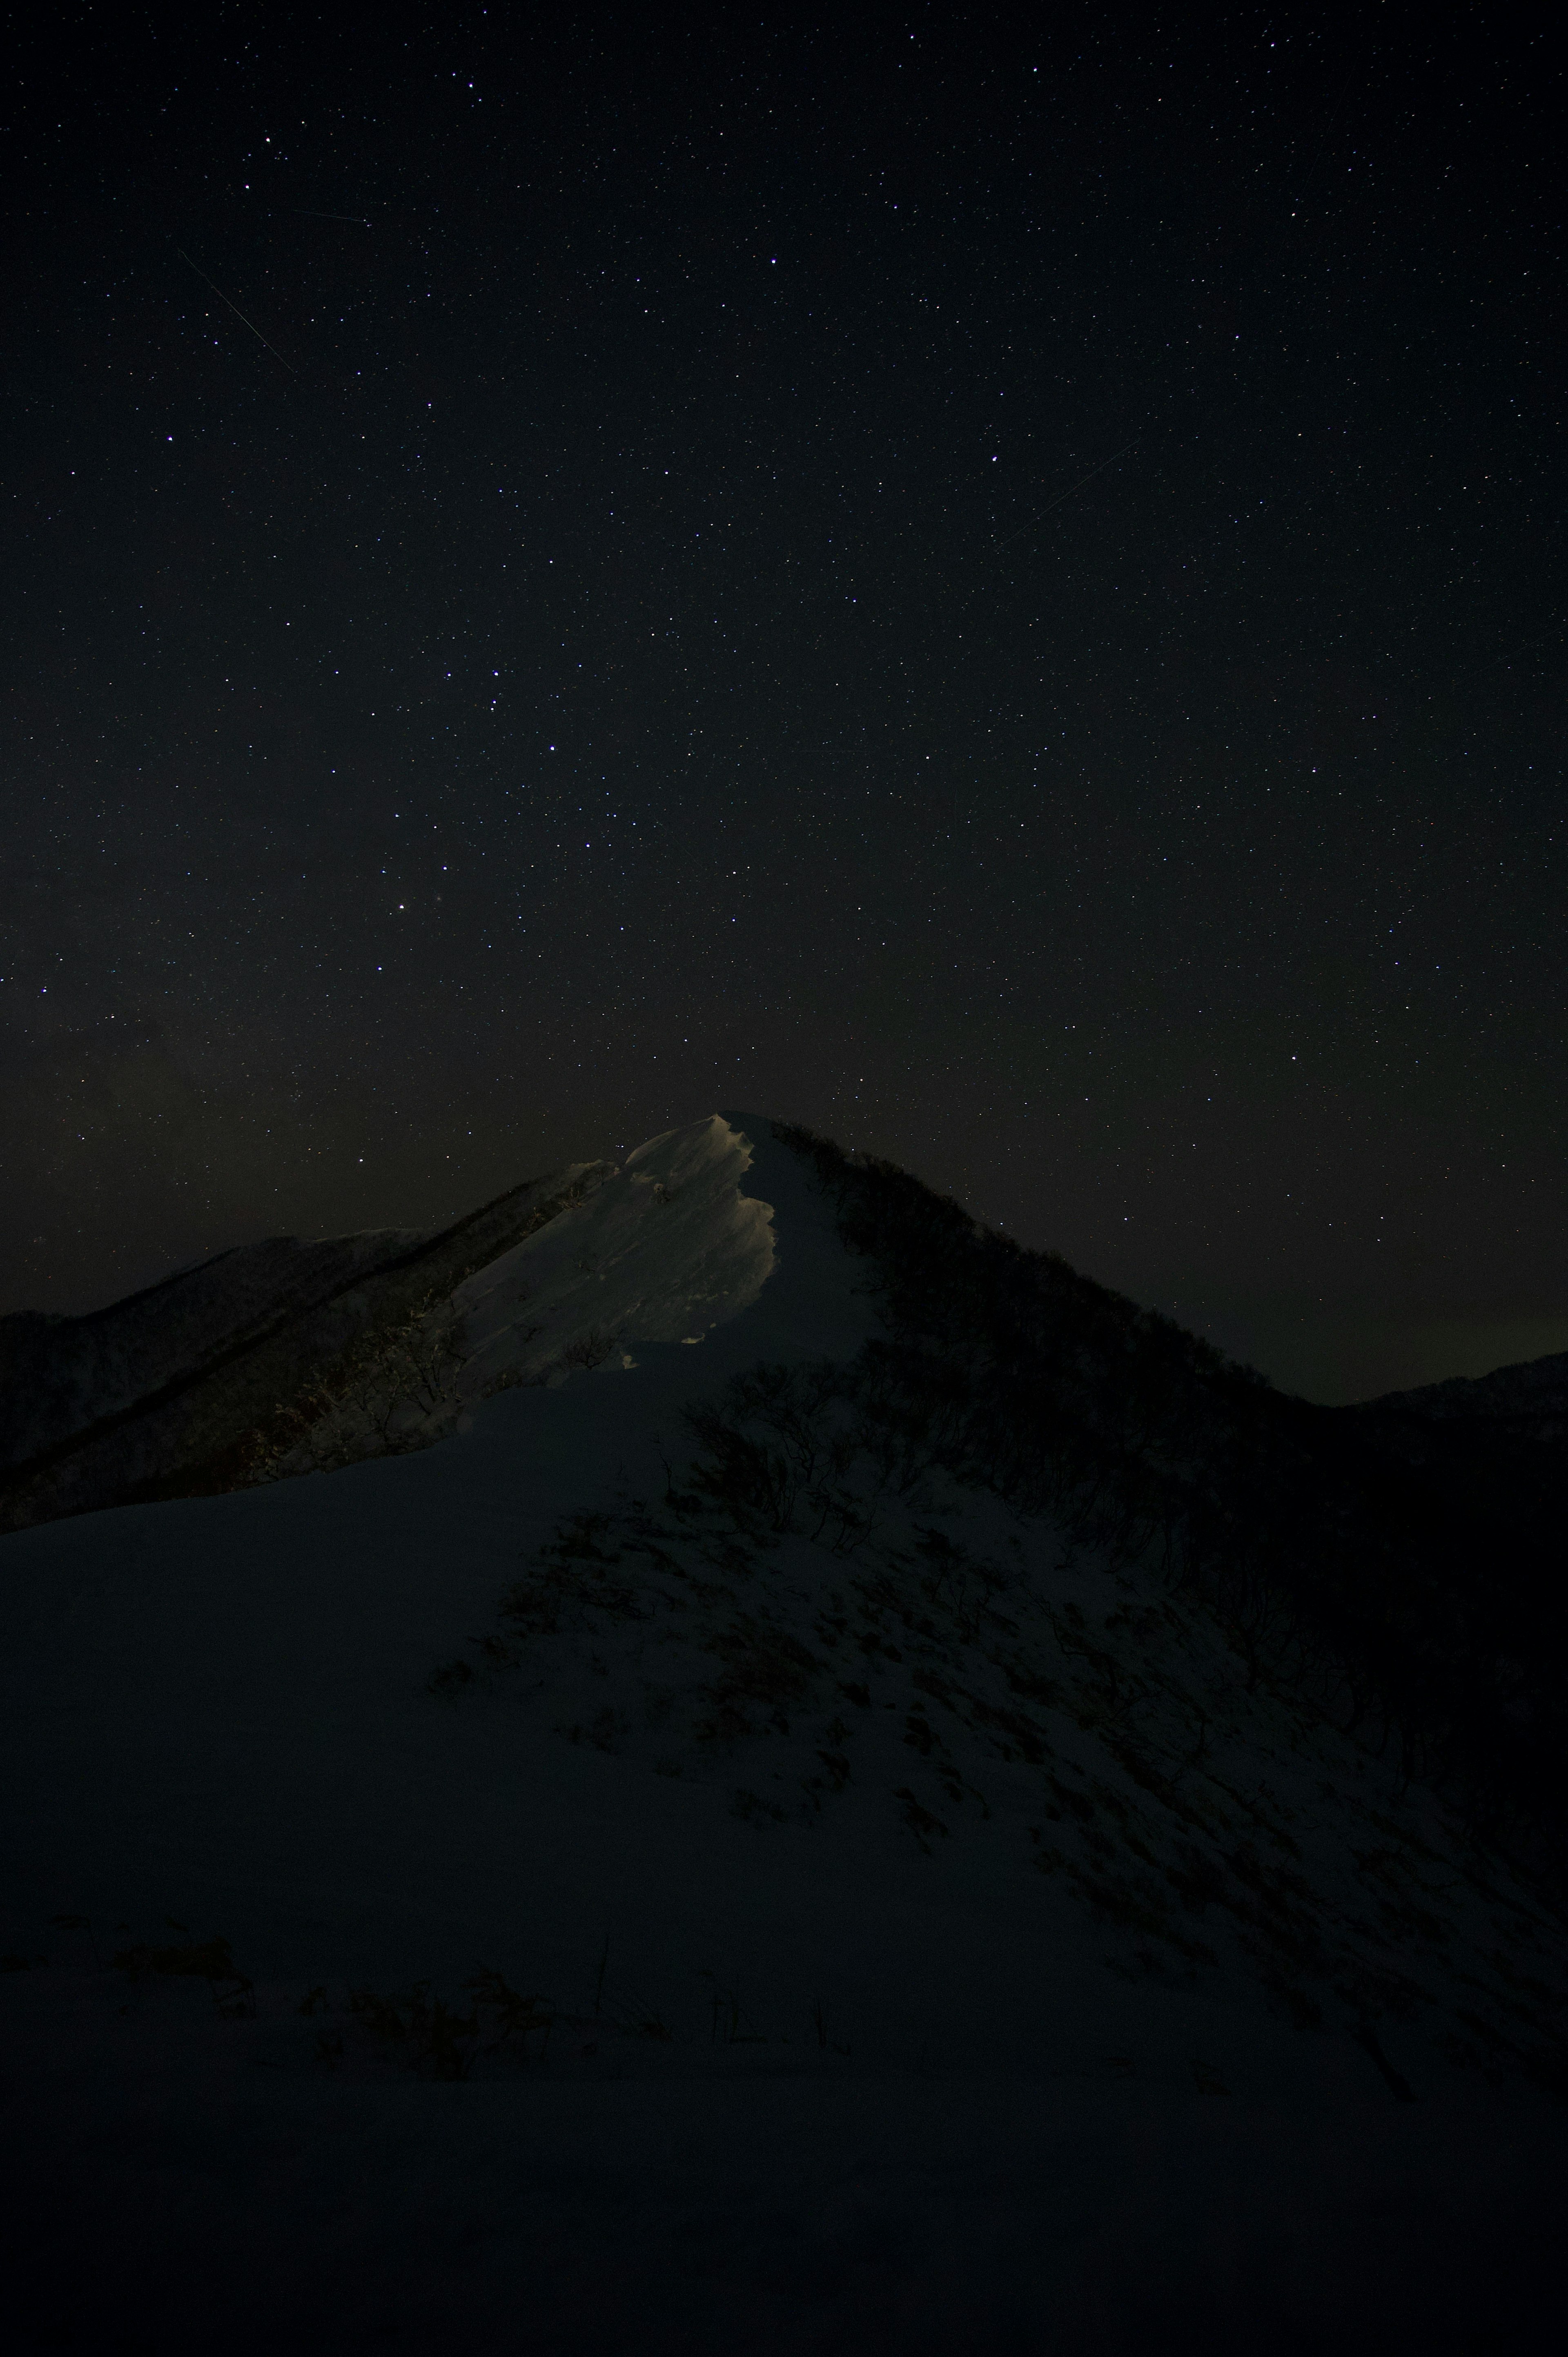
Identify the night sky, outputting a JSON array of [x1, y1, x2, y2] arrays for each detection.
[[4, 6, 1564, 1402]]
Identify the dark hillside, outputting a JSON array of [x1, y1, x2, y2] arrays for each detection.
[[772, 1124, 1568, 1889]]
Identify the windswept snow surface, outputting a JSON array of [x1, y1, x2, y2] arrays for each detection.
[[0, 1115, 1562, 2353], [455, 1114, 777, 1391]]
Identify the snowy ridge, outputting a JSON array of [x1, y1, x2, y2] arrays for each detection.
[[1, 1113, 1563, 2350], [455, 1115, 776, 1391], [254, 1117, 777, 1480], [0, 1118, 777, 1528]]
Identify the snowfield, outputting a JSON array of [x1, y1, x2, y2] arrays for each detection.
[[0, 1116, 1562, 2352]]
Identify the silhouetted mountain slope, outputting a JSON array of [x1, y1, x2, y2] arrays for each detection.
[[1364, 1349, 1568, 1449], [772, 1123, 1568, 1887]]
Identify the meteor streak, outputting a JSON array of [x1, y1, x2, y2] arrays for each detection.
[[176, 248, 297, 375]]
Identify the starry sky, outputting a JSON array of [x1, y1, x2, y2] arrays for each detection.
[[4, 5, 1564, 1401]]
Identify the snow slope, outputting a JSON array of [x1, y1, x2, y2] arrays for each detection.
[[454, 1112, 778, 1389], [0, 1115, 1562, 2353]]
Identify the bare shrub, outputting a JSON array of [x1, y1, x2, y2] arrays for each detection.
[[246, 1291, 474, 1480]]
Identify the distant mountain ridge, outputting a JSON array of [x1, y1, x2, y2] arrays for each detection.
[[0, 1162, 613, 1532], [1364, 1349, 1568, 1448]]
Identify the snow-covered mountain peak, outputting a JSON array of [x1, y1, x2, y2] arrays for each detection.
[[456, 1114, 776, 1392]]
